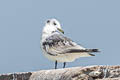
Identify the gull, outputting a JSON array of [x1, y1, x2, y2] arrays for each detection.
[[41, 18, 99, 69]]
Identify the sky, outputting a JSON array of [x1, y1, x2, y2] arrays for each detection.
[[0, 0, 120, 74]]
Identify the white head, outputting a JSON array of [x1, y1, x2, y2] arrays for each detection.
[[42, 19, 64, 35]]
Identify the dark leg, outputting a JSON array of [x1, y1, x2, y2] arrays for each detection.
[[55, 61, 57, 69], [63, 62, 66, 68]]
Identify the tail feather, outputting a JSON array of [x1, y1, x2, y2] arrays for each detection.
[[89, 53, 95, 56]]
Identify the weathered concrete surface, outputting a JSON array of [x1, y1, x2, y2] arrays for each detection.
[[0, 66, 120, 80]]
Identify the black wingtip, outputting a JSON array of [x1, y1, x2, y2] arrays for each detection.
[[91, 49, 100, 52]]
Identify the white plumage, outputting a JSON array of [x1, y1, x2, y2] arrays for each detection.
[[40, 18, 99, 69]]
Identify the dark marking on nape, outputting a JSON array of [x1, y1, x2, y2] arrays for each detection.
[[52, 31, 57, 33]]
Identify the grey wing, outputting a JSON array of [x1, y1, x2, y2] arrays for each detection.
[[42, 33, 86, 56]]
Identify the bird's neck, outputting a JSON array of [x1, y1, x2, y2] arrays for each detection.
[[41, 26, 57, 42], [43, 25, 57, 34]]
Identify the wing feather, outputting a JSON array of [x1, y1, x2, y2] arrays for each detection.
[[42, 33, 99, 56], [42, 33, 86, 55]]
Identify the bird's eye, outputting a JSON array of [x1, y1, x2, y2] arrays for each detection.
[[53, 22, 57, 25]]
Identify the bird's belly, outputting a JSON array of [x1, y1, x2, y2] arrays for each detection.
[[44, 53, 75, 62], [43, 52, 91, 62]]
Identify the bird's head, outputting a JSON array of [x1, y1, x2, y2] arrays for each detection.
[[44, 18, 64, 34]]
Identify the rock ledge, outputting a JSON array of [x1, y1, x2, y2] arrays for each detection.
[[0, 65, 120, 80]]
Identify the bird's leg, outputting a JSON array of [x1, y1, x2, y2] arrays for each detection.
[[63, 62, 66, 68], [55, 61, 57, 69]]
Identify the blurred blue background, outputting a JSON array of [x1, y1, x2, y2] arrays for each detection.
[[0, 0, 120, 74]]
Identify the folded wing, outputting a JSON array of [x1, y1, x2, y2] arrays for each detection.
[[42, 33, 99, 56]]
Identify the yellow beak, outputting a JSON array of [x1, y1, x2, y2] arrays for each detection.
[[57, 28, 64, 34]]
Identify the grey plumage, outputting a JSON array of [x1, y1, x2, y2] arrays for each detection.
[[42, 33, 99, 56]]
